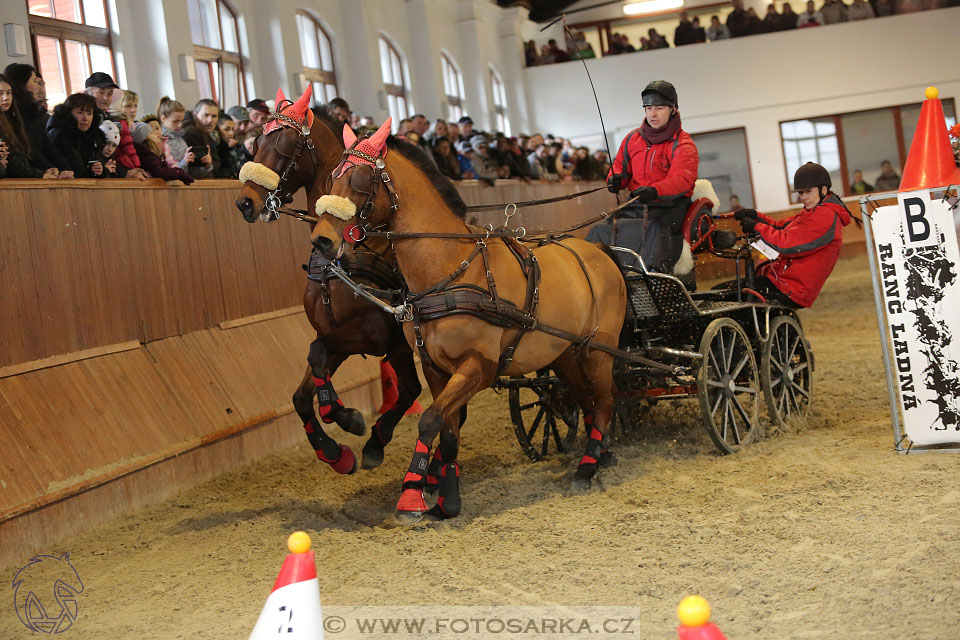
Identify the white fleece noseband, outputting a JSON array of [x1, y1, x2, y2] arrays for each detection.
[[315, 194, 358, 221], [238, 162, 281, 191]]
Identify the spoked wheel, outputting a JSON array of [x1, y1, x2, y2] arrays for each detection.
[[697, 318, 761, 454], [761, 315, 813, 429], [507, 369, 580, 462]]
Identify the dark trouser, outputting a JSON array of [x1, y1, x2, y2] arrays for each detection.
[[585, 199, 690, 273], [752, 276, 803, 309]]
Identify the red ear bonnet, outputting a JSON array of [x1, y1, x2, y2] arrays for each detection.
[[333, 117, 392, 178], [263, 85, 315, 135]]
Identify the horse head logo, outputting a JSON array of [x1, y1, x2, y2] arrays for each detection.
[[12, 553, 84, 634]]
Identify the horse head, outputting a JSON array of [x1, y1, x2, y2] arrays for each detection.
[[235, 85, 343, 223], [312, 118, 396, 259]]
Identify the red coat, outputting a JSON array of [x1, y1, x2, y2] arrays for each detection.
[[113, 118, 141, 169], [754, 193, 852, 307], [610, 127, 699, 200]]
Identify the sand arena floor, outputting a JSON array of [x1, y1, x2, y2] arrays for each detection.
[[3, 254, 959, 639]]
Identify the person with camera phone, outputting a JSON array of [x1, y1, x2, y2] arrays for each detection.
[[181, 99, 220, 178]]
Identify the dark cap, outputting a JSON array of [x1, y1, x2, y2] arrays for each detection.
[[85, 71, 119, 89], [792, 162, 832, 191], [246, 99, 270, 114], [226, 105, 250, 122], [458, 116, 474, 125], [642, 80, 678, 108]]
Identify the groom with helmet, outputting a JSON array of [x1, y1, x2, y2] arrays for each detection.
[[587, 80, 699, 285], [734, 161, 858, 308]]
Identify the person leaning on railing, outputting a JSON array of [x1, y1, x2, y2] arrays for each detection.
[[4, 63, 73, 178]]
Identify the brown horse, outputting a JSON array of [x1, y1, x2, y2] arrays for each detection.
[[234, 88, 422, 474], [311, 120, 626, 522]]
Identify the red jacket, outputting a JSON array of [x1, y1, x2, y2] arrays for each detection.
[[610, 127, 699, 200], [754, 193, 852, 307], [113, 118, 141, 170]]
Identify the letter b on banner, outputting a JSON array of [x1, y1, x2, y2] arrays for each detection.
[[903, 197, 930, 242]]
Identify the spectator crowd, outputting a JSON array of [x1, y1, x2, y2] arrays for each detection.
[[525, 0, 949, 65], [0, 62, 610, 186]]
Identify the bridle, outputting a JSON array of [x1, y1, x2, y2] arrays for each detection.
[[260, 100, 319, 221], [329, 137, 400, 243]]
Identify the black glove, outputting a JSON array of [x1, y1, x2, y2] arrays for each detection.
[[606, 173, 625, 193], [630, 186, 658, 203], [739, 216, 759, 234], [733, 208, 757, 222]]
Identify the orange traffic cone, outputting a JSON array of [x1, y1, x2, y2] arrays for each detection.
[[249, 532, 322, 640], [676, 596, 727, 640], [378, 360, 423, 415], [899, 87, 960, 192]]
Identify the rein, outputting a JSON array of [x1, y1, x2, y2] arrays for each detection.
[[463, 184, 608, 212]]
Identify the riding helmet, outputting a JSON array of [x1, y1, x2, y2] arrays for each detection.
[[792, 162, 832, 191], [642, 80, 678, 108]]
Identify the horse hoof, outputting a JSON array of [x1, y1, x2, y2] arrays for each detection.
[[599, 451, 619, 468], [361, 444, 384, 470], [395, 488, 427, 524], [318, 445, 357, 475], [337, 409, 367, 437], [424, 504, 454, 521], [570, 475, 593, 492]]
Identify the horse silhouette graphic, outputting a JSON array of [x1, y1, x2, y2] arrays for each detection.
[[12, 553, 84, 633]]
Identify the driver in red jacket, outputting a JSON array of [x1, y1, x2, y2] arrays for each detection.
[[586, 80, 699, 285], [735, 162, 857, 308]]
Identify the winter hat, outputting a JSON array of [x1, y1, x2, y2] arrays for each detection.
[[131, 121, 153, 145], [99, 120, 120, 146], [469, 134, 488, 149]]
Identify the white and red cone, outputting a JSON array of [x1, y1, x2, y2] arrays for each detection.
[[249, 532, 323, 640]]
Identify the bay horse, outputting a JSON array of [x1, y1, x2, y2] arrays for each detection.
[[234, 87, 422, 474], [311, 119, 626, 522]]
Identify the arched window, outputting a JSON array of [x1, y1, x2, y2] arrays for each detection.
[[440, 53, 465, 122], [26, 0, 116, 107], [296, 11, 337, 106], [490, 67, 510, 136], [186, 0, 246, 107], [378, 35, 410, 124]]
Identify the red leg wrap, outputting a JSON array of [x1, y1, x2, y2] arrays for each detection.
[[316, 444, 356, 474]]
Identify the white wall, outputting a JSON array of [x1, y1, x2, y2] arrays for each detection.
[[524, 8, 960, 211], [0, 2, 30, 72]]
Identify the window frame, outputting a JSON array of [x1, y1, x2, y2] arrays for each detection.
[[188, 0, 247, 106], [378, 35, 410, 123], [296, 10, 338, 106], [440, 52, 464, 123], [26, 0, 116, 102], [778, 98, 957, 200], [490, 66, 510, 136], [689, 126, 757, 210]]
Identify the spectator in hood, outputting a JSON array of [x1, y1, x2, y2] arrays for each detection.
[[98, 120, 126, 177], [3, 63, 73, 177], [469, 134, 499, 181], [47, 92, 108, 178]]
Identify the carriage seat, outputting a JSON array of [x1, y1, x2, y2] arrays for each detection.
[[670, 179, 721, 289]]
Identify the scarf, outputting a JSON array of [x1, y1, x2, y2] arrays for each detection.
[[641, 112, 682, 146]]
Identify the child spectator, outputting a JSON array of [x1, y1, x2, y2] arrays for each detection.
[[120, 90, 138, 127], [234, 128, 258, 173], [157, 96, 194, 170], [98, 120, 127, 178], [0, 72, 58, 178], [47, 93, 106, 178], [132, 121, 193, 184]]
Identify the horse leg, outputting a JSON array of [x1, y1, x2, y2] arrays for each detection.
[[396, 358, 489, 523], [361, 345, 422, 470], [424, 405, 466, 495], [292, 366, 357, 475], [308, 339, 366, 436], [552, 349, 616, 489]]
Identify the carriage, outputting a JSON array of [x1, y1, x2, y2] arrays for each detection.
[[497, 195, 815, 461]]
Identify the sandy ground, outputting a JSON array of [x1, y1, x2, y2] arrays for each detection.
[[3, 254, 960, 639]]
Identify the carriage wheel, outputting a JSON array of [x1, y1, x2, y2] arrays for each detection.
[[508, 369, 580, 462], [761, 315, 813, 429], [697, 318, 761, 454]]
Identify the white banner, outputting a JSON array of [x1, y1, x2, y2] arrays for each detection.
[[870, 190, 960, 445]]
